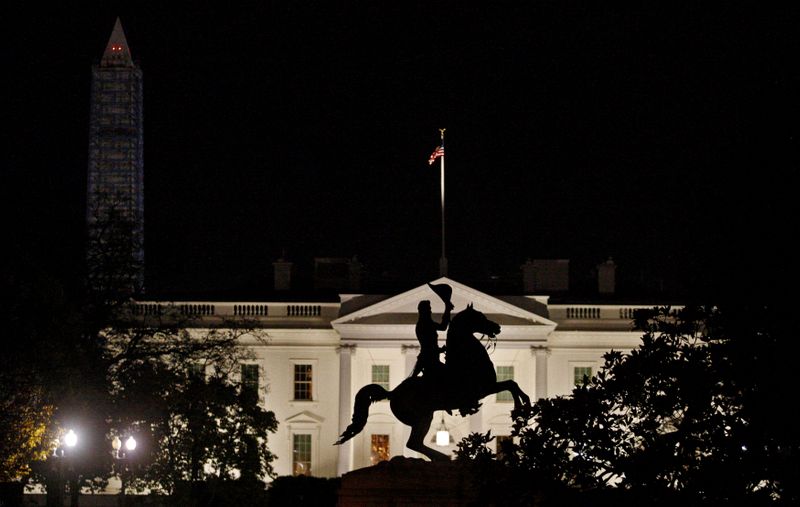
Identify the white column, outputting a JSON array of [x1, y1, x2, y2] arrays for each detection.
[[468, 410, 483, 435], [402, 344, 418, 377], [337, 344, 356, 475], [532, 346, 550, 400], [401, 344, 419, 457]]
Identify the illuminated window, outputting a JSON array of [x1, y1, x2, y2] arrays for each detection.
[[292, 434, 312, 476], [370, 434, 390, 465], [496, 366, 514, 402], [371, 365, 390, 390], [294, 364, 313, 400], [574, 366, 593, 387], [241, 364, 259, 403]]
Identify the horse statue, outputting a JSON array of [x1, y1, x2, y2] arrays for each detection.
[[334, 302, 531, 462]]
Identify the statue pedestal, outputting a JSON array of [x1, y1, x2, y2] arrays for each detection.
[[337, 456, 486, 506]]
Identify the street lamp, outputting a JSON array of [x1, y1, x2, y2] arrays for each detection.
[[48, 429, 79, 507], [112, 435, 136, 506], [112, 436, 121, 455], [64, 429, 78, 448]]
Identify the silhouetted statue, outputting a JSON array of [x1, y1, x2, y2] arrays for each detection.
[[335, 283, 531, 462], [409, 283, 454, 379]]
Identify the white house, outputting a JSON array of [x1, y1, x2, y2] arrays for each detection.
[[132, 276, 655, 478]]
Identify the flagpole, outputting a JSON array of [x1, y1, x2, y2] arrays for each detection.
[[439, 128, 447, 277]]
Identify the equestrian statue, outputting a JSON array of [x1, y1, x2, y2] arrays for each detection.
[[334, 283, 531, 462]]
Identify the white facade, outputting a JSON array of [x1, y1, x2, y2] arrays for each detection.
[[135, 277, 655, 478]]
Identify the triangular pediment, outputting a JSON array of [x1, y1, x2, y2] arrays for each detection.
[[285, 410, 325, 424], [333, 278, 556, 342]]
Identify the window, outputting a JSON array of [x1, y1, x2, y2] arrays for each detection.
[[241, 364, 259, 403], [496, 435, 513, 460], [496, 366, 514, 402], [292, 434, 312, 476], [370, 434, 390, 465], [574, 366, 593, 387], [371, 365, 390, 390], [294, 364, 313, 400]]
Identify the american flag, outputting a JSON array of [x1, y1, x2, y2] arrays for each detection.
[[428, 145, 444, 165]]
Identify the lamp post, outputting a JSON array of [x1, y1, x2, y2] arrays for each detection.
[[112, 435, 136, 507], [431, 412, 454, 447], [48, 429, 79, 507], [65, 429, 80, 507], [64, 429, 78, 449]]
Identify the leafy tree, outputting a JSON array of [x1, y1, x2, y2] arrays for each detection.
[[1, 250, 71, 482], [3, 198, 279, 502], [108, 317, 278, 494], [79, 198, 278, 496], [0, 385, 54, 482], [457, 305, 798, 505]]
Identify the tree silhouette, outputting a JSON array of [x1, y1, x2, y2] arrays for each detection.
[[105, 302, 278, 492], [457, 305, 797, 505], [1, 250, 70, 482], [3, 196, 278, 503]]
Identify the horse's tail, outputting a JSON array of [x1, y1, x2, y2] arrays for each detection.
[[334, 383, 390, 445]]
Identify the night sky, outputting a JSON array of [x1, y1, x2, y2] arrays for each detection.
[[6, 3, 797, 299]]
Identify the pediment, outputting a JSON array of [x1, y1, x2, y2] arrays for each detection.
[[333, 277, 556, 333], [285, 410, 325, 424]]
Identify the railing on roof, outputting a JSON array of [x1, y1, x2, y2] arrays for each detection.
[[234, 304, 269, 316], [130, 302, 330, 319], [550, 305, 655, 321], [179, 304, 215, 316], [287, 305, 322, 317]]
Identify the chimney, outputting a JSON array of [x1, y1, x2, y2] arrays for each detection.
[[597, 257, 616, 294], [348, 256, 363, 291], [522, 259, 570, 293], [273, 254, 293, 291]]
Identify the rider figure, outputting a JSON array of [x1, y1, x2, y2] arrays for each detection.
[[410, 298, 454, 379]]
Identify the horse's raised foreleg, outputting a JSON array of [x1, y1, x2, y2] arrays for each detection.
[[406, 413, 450, 462], [494, 380, 531, 409]]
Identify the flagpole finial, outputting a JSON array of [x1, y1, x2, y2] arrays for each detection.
[[439, 128, 446, 141]]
